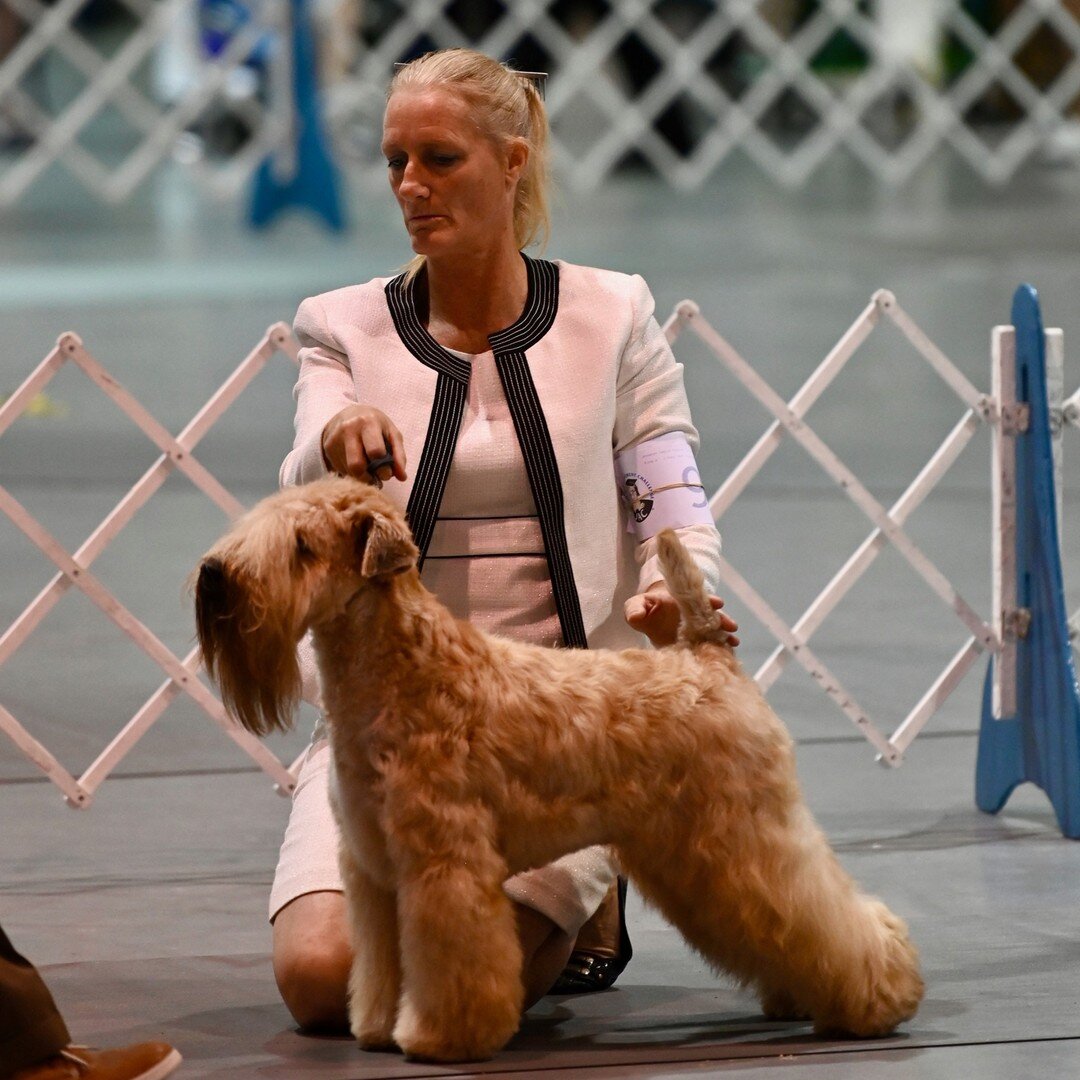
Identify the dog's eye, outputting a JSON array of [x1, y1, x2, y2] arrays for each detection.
[[295, 533, 316, 561]]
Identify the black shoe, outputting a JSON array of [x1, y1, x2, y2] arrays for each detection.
[[550, 877, 632, 994]]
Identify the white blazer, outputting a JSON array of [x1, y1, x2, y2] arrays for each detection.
[[282, 255, 722, 651]]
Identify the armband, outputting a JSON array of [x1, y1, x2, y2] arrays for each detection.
[[614, 432, 714, 540]]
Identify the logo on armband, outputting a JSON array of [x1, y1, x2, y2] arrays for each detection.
[[624, 474, 655, 523], [615, 433, 715, 541]]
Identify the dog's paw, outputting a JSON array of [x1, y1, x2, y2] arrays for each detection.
[[398, 1035, 496, 1064], [394, 1016, 510, 1063], [355, 1031, 400, 1054]]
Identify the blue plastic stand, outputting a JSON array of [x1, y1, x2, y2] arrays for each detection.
[[975, 284, 1080, 837], [248, 0, 345, 231]]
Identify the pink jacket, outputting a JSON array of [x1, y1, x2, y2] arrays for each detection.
[[282, 255, 722, 651]]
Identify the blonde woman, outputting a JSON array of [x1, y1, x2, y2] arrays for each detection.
[[271, 48, 736, 1032]]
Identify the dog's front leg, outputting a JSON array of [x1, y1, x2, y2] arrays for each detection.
[[339, 855, 401, 1052], [392, 861, 524, 1063]]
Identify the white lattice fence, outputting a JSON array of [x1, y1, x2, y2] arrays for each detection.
[[0, 0, 290, 204], [0, 291, 1035, 802], [330, 0, 1080, 191], [0, 324, 303, 806], [4, 1, 1080, 206], [663, 289, 1023, 764]]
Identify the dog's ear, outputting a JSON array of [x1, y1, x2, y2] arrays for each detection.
[[359, 511, 418, 578], [194, 553, 302, 737], [194, 557, 234, 686]]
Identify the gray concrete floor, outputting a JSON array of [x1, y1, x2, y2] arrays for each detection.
[[4, 147, 1080, 1077]]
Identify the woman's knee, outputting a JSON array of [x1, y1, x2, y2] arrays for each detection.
[[272, 891, 352, 1032]]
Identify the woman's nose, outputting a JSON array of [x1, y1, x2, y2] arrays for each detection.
[[399, 162, 429, 198]]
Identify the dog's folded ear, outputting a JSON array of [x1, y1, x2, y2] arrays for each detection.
[[359, 512, 418, 578]]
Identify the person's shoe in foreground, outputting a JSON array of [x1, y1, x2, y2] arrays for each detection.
[[9, 1042, 181, 1080]]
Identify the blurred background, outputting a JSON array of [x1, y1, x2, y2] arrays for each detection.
[[4, 0, 1080, 793]]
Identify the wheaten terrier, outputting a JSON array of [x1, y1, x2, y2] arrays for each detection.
[[194, 476, 923, 1063]]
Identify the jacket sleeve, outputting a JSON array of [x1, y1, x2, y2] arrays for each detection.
[[279, 295, 358, 489], [612, 275, 723, 596]]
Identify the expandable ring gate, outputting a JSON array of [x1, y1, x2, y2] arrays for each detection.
[[0, 324, 303, 806], [5, 0, 1080, 208], [662, 290, 1034, 768], [0, 290, 1062, 812]]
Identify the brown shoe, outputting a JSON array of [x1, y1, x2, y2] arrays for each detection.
[[10, 1043, 181, 1080]]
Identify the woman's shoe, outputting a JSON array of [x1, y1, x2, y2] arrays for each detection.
[[550, 876, 632, 994]]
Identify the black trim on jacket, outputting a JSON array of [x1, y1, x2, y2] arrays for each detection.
[[384, 254, 587, 648]]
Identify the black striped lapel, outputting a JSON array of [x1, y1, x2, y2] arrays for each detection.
[[385, 273, 470, 567], [492, 259, 588, 649], [385, 256, 587, 649]]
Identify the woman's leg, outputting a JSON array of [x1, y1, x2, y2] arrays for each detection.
[[272, 891, 352, 1032], [269, 736, 352, 1032], [516, 906, 576, 1009]]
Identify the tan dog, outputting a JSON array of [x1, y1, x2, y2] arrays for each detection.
[[194, 476, 923, 1063]]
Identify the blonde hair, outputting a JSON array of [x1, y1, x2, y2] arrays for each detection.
[[387, 49, 551, 276]]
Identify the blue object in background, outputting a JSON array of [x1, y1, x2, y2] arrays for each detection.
[[976, 284, 1080, 838], [199, 0, 273, 65], [248, 0, 345, 232]]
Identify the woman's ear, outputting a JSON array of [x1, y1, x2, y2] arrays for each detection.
[[505, 137, 528, 188]]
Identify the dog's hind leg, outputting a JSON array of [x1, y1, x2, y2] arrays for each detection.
[[339, 854, 402, 1051], [392, 860, 524, 1063], [617, 801, 923, 1038]]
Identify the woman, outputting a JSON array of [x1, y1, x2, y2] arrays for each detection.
[[271, 47, 736, 1032]]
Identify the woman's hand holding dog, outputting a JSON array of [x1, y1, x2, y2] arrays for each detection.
[[322, 405, 408, 485], [625, 583, 739, 648]]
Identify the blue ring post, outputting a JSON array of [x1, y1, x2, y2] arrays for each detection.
[[975, 284, 1080, 837], [248, 0, 345, 231]]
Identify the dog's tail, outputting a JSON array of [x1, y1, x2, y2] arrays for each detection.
[[655, 529, 730, 648]]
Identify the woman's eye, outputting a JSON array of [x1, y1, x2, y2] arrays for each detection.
[[386, 158, 404, 170], [431, 154, 458, 166]]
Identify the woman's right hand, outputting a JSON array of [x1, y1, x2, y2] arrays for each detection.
[[320, 405, 408, 485]]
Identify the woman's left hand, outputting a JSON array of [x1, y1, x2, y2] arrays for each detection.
[[624, 584, 740, 649]]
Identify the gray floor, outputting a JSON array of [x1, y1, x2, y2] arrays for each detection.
[[4, 147, 1080, 1077]]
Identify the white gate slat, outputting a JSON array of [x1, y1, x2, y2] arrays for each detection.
[[991, 327, 1019, 720], [0, 702, 87, 804], [889, 638, 985, 757], [0, 346, 67, 438]]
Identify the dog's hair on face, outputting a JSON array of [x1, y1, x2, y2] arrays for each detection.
[[194, 481, 417, 735], [195, 476, 923, 1063]]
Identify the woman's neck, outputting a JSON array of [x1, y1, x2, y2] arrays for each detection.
[[424, 244, 529, 353]]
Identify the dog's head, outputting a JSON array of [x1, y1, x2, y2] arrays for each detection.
[[194, 477, 418, 735]]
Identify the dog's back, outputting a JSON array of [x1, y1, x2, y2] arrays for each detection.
[[655, 529, 731, 649]]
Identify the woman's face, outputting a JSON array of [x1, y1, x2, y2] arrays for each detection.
[[382, 87, 526, 260]]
